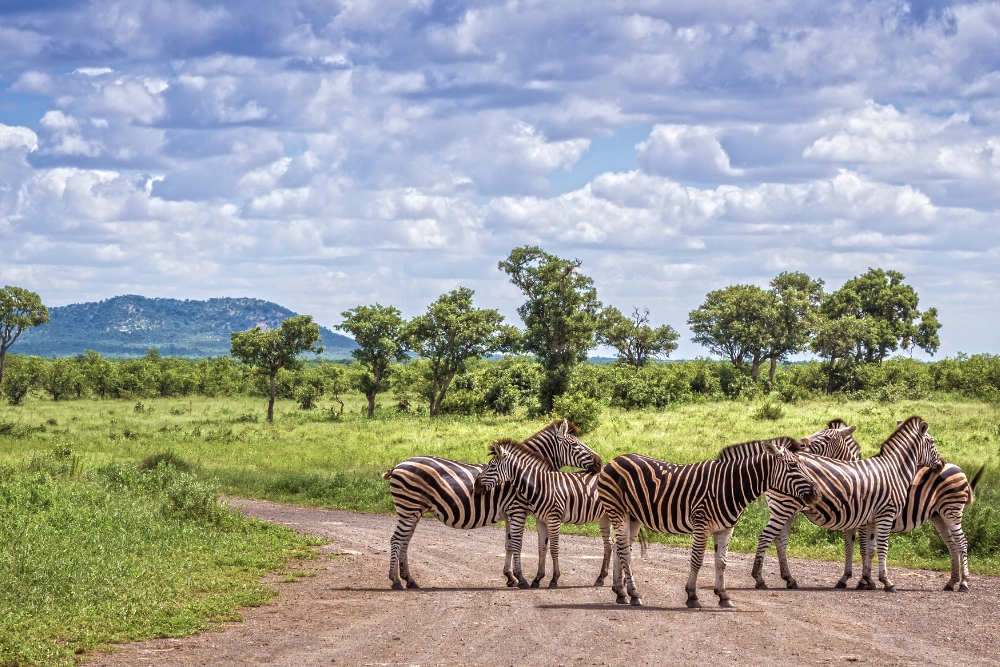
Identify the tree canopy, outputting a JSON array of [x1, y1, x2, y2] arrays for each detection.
[[688, 284, 774, 379], [0, 286, 49, 387], [499, 246, 601, 412], [597, 307, 678, 368], [335, 304, 407, 417], [405, 287, 516, 417], [230, 315, 323, 422]]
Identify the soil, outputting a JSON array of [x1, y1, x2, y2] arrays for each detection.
[[87, 498, 1000, 667]]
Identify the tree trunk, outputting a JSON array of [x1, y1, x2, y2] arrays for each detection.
[[267, 372, 276, 423], [430, 373, 455, 418], [750, 354, 761, 380], [0, 348, 6, 388], [826, 355, 836, 395], [367, 392, 376, 418], [769, 357, 777, 382]]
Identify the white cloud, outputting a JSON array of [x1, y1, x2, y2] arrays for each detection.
[[636, 124, 743, 180], [0, 125, 38, 153]]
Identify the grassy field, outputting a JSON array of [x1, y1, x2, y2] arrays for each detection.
[[2, 393, 998, 577]]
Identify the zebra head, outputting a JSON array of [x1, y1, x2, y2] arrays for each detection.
[[800, 422, 861, 461], [528, 419, 602, 474], [894, 417, 943, 473], [473, 440, 516, 494], [762, 438, 818, 504]]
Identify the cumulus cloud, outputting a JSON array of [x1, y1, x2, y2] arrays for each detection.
[[2, 0, 1000, 355]]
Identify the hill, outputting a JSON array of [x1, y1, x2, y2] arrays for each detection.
[[13, 295, 357, 359]]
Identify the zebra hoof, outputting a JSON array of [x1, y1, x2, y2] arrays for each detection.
[[686, 598, 701, 609], [884, 585, 897, 593], [506, 580, 517, 588], [616, 594, 629, 605], [755, 581, 768, 590], [530, 581, 541, 589], [959, 585, 969, 593], [406, 581, 420, 589], [856, 580, 871, 590], [548, 580, 559, 589], [943, 583, 955, 591], [786, 581, 799, 590], [630, 596, 643, 606], [594, 577, 605, 587], [834, 581, 847, 589], [719, 599, 735, 609], [518, 581, 531, 589], [391, 582, 405, 590]]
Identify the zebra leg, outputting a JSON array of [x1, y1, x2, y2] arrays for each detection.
[[609, 517, 628, 603], [389, 513, 421, 590], [775, 519, 798, 589], [857, 525, 876, 590], [547, 517, 562, 588], [836, 529, 856, 588], [594, 514, 613, 586], [685, 529, 709, 609], [929, 513, 964, 591], [874, 517, 896, 592], [531, 521, 549, 588], [505, 507, 530, 588], [625, 520, 643, 605], [712, 526, 736, 608], [750, 506, 794, 590]]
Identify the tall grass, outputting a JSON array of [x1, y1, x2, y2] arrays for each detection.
[[1, 393, 998, 575], [0, 450, 319, 667]]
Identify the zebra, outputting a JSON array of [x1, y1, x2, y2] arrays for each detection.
[[597, 437, 817, 608], [474, 438, 612, 589], [715, 421, 863, 590], [746, 418, 983, 592], [382, 419, 601, 590], [841, 419, 984, 592], [779, 416, 943, 592]]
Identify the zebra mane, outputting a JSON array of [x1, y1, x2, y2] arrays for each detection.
[[716, 436, 802, 460], [545, 418, 579, 435], [877, 415, 928, 456], [827, 418, 847, 429], [487, 437, 548, 464]]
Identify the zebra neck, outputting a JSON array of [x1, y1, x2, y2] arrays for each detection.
[[733, 455, 770, 506], [508, 453, 546, 503], [873, 440, 920, 480]]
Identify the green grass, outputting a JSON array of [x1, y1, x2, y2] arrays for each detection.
[[0, 451, 320, 667], [1, 393, 999, 580]]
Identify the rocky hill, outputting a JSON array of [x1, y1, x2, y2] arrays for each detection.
[[14, 295, 357, 359]]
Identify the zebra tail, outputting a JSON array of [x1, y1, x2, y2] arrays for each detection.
[[638, 527, 650, 558], [967, 464, 986, 504]]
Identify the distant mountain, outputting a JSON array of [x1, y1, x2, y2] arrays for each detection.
[[14, 295, 357, 359]]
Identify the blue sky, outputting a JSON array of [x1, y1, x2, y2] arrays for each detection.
[[1, 0, 999, 358]]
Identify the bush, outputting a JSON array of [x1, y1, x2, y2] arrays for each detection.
[[551, 394, 602, 434], [751, 401, 784, 421], [139, 451, 192, 472], [439, 389, 486, 416]]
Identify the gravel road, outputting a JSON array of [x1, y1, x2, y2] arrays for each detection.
[[87, 498, 1000, 666]]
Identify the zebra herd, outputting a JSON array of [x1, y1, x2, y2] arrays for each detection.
[[382, 417, 983, 608]]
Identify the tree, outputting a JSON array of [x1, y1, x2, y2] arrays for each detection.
[[404, 287, 516, 417], [0, 286, 49, 387], [317, 362, 349, 416], [810, 314, 866, 394], [822, 268, 940, 363], [688, 284, 774, 379], [41, 357, 82, 401], [80, 350, 120, 399], [499, 246, 602, 413], [335, 304, 407, 418], [230, 315, 324, 423], [0, 355, 43, 405], [597, 307, 679, 368], [762, 272, 825, 381]]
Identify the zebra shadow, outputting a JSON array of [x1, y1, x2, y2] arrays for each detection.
[[536, 603, 762, 613], [342, 585, 602, 593], [726, 585, 929, 593]]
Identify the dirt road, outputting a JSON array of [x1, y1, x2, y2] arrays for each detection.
[[88, 499, 1000, 666]]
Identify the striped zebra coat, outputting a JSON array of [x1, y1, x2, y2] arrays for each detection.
[[382, 419, 601, 590], [789, 416, 943, 592], [597, 437, 817, 608], [838, 419, 983, 592], [474, 439, 612, 589]]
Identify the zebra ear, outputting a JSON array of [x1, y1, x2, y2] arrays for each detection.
[[897, 420, 903, 427], [837, 425, 857, 436], [762, 440, 785, 457], [799, 436, 812, 452], [559, 418, 569, 437]]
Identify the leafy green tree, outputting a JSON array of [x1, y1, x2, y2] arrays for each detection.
[[810, 314, 867, 394], [41, 357, 82, 401], [0, 355, 43, 405], [499, 246, 602, 413], [317, 362, 350, 415], [688, 284, 774, 379], [405, 287, 516, 417], [336, 304, 407, 418], [0, 286, 49, 387], [597, 307, 679, 368], [80, 350, 120, 399], [230, 315, 324, 422], [762, 272, 825, 381], [822, 268, 940, 363]]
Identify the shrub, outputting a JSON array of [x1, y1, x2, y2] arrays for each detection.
[[551, 394, 602, 434], [139, 451, 192, 473], [751, 401, 784, 421], [439, 389, 486, 416]]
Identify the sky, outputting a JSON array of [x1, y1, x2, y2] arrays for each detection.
[[1, 0, 999, 359]]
